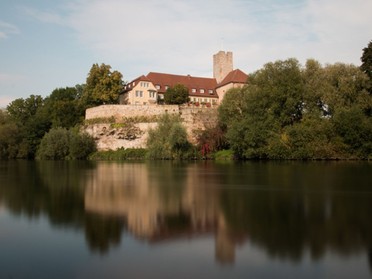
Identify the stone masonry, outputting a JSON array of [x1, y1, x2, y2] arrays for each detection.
[[84, 104, 218, 151], [213, 51, 233, 84]]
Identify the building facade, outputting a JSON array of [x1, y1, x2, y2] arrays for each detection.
[[120, 51, 248, 105]]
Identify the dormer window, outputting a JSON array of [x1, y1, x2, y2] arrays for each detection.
[[191, 88, 196, 93], [155, 85, 160, 90], [165, 85, 169, 90], [200, 89, 205, 93], [208, 89, 214, 94]]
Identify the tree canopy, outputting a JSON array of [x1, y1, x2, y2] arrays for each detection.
[[164, 84, 189, 105], [361, 40, 372, 79], [219, 58, 372, 159], [81, 63, 123, 108]]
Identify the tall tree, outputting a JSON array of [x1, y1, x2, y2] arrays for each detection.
[[43, 86, 84, 128], [361, 40, 372, 80], [6, 95, 51, 158], [6, 95, 44, 123], [81, 63, 123, 107]]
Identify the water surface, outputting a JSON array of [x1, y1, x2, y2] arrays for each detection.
[[0, 161, 371, 278]]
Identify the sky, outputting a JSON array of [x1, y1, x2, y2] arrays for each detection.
[[1, 0, 372, 108]]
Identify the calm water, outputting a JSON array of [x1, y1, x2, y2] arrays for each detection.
[[0, 160, 371, 279]]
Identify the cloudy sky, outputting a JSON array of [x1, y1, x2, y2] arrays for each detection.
[[0, 0, 371, 107]]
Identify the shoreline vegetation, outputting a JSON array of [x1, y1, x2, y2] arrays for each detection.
[[1, 43, 372, 161], [88, 148, 371, 162]]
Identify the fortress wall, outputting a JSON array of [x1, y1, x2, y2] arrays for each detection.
[[85, 105, 180, 121], [84, 105, 218, 150]]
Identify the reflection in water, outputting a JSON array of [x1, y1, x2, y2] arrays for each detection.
[[83, 161, 372, 266], [0, 160, 371, 270], [84, 162, 235, 263]]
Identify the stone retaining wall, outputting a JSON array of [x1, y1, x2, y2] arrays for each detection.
[[85, 105, 180, 121], [84, 105, 218, 151]]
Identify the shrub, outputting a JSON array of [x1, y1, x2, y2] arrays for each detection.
[[36, 127, 96, 160], [146, 114, 192, 159]]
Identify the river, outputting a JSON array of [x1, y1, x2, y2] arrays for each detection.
[[0, 160, 371, 278]]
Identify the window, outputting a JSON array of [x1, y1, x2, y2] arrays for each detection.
[[165, 85, 169, 90], [191, 88, 196, 93], [200, 89, 205, 93], [155, 85, 160, 90], [149, 91, 156, 98], [135, 90, 143, 97], [208, 89, 214, 94]]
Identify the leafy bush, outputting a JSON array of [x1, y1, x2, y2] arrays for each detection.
[[36, 127, 96, 160], [147, 114, 192, 159]]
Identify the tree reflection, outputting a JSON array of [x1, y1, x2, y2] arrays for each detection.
[[218, 162, 372, 262], [84, 213, 124, 254], [0, 160, 371, 267]]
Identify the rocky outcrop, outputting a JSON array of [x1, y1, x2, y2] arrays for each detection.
[[84, 123, 157, 150]]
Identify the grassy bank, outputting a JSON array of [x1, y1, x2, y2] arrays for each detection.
[[89, 148, 147, 160]]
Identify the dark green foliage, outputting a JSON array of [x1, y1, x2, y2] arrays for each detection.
[[89, 148, 147, 160], [69, 129, 97, 160], [332, 106, 372, 157], [219, 58, 372, 159], [43, 86, 85, 128], [36, 128, 96, 160], [5, 95, 51, 159], [147, 114, 192, 159], [164, 84, 189, 105], [0, 63, 121, 160], [361, 40, 372, 80], [36, 127, 70, 160]]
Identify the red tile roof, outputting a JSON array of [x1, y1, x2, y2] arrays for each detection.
[[146, 72, 218, 97], [123, 69, 248, 97], [217, 69, 248, 88]]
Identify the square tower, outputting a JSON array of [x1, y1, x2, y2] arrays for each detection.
[[213, 51, 233, 84]]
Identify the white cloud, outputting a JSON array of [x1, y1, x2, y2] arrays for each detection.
[[0, 21, 19, 39], [21, 0, 372, 78]]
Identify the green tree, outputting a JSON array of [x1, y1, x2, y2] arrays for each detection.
[[69, 129, 97, 160], [81, 63, 123, 108], [36, 127, 70, 160], [361, 40, 372, 80], [219, 58, 372, 159], [0, 122, 22, 159], [6, 95, 51, 158], [43, 86, 84, 128], [322, 63, 370, 116], [36, 127, 96, 160], [6, 95, 44, 123], [164, 84, 189, 105], [147, 114, 191, 159]]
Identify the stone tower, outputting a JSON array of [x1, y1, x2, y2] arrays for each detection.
[[213, 51, 233, 84]]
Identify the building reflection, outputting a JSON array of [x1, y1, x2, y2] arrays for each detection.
[[84, 162, 243, 264]]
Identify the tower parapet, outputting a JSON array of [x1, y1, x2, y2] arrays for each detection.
[[213, 51, 233, 84]]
